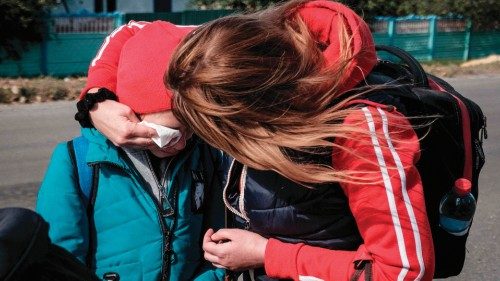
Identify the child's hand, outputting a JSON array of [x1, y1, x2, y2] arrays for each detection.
[[202, 228, 268, 271], [89, 99, 156, 148]]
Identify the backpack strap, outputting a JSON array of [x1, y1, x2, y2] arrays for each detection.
[[67, 136, 93, 205], [66, 136, 100, 267], [376, 45, 429, 88]]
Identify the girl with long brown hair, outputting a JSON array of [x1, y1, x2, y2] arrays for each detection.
[[165, 0, 435, 280], [80, 1, 435, 280]]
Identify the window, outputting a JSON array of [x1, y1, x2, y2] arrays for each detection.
[[154, 0, 171, 12], [107, 0, 116, 12], [94, 0, 116, 13], [94, 0, 102, 13]]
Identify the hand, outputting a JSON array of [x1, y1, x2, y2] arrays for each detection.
[[89, 99, 157, 148], [202, 228, 268, 271]]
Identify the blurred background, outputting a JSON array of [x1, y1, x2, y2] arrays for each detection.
[[0, 0, 498, 79]]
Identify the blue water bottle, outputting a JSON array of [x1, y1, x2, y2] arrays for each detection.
[[439, 178, 476, 236]]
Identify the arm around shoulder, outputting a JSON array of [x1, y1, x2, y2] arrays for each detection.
[[264, 107, 435, 281]]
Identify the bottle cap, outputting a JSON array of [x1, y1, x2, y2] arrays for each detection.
[[454, 178, 472, 196]]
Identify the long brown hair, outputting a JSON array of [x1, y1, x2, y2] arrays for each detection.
[[167, 0, 409, 184]]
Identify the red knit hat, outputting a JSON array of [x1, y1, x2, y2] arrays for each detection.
[[297, 1, 377, 94], [116, 21, 195, 114]]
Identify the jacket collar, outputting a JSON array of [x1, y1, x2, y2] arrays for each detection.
[[81, 128, 130, 171], [80, 128, 202, 173]]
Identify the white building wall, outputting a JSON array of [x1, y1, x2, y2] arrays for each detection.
[[52, 0, 94, 14], [52, 0, 190, 14], [117, 0, 154, 13], [172, 0, 189, 12]]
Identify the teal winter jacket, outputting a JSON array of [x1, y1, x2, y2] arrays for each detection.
[[36, 128, 224, 281]]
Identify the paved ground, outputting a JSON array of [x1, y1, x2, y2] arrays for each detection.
[[0, 75, 499, 280], [0, 101, 79, 209]]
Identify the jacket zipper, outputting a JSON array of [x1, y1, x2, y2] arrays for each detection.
[[99, 159, 171, 281], [145, 155, 177, 217], [134, 167, 171, 281], [157, 144, 197, 281], [119, 143, 197, 281], [144, 154, 179, 281], [222, 159, 251, 229]]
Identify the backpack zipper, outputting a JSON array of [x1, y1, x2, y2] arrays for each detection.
[[481, 115, 488, 142], [450, 93, 473, 180], [428, 78, 474, 181]]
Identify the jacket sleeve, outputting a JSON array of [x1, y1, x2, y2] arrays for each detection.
[[264, 106, 435, 281], [35, 143, 89, 263], [79, 20, 151, 98]]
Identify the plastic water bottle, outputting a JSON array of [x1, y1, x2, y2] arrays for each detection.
[[439, 178, 476, 236]]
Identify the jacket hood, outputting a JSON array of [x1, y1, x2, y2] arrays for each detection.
[[297, 0, 377, 93], [116, 21, 195, 114]]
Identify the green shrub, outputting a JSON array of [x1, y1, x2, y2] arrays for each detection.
[[0, 88, 14, 103], [52, 87, 69, 101], [19, 87, 37, 103]]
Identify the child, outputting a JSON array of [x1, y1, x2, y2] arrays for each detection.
[[36, 21, 224, 281]]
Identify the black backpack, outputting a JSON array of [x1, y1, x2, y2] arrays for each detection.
[[359, 45, 487, 278], [0, 208, 98, 281]]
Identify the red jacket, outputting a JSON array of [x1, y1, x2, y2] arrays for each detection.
[[264, 106, 435, 281]]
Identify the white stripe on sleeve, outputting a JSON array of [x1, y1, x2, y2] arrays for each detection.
[[361, 107, 410, 281], [90, 21, 149, 67], [377, 108, 425, 280], [299, 276, 324, 281]]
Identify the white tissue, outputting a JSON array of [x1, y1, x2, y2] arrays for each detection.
[[139, 121, 182, 148]]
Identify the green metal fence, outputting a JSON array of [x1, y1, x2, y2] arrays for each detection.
[[124, 10, 233, 25], [0, 13, 122, 77], [0, 12, 498, 77], [372, 16, 500, 61]]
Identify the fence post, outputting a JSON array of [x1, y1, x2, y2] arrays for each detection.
[[40, 16, 49, 76], [428, 16, 437, 61], [387, 18, 396, 46], [463, 18, 472, 61], [181, 11, 188, 25], [114, 12, 125, 28]]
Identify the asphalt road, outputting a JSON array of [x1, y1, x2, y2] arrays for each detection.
[[0, 75, 498, 280]]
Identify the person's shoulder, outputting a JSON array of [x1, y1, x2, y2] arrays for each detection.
[[195, 137, 223, 156], [147, 20, 196, 38], [342, 104, 410, 126], [50, 141, 73, 159]]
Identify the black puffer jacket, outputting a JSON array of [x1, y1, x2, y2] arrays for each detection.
[[223, 160, 362, 280]]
